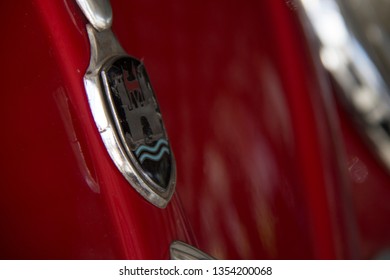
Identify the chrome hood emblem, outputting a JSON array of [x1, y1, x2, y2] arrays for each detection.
[[77, 2, 176, 208], [102, 57, 173, 189]]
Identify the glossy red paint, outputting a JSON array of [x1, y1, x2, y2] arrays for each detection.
[[110, 0, 358, 258], [337, 102, 390, 259], [0, 0, 388, 259], [0, 0, 194, 259]]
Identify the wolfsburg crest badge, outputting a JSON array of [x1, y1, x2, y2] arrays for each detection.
[[83, 25, 175, 208], [103, 57, 173, 189]]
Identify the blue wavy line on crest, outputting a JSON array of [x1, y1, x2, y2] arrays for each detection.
[[139, 147, 170, 163], [135, 139, 168, 157]]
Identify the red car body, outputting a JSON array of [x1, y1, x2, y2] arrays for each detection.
[[1, 0, 390, 259]]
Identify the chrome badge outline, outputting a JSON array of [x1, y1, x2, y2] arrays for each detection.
[[82, 25, 176, 208]]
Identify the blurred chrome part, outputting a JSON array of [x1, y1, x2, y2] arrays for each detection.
[[374, 248, 390, 260], [170, 241, 214, 260], [76, 0, 112, 31], [337, 0, 390, 89], [301, 0, 390, 171]]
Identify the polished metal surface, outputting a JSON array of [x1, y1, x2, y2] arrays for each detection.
[[337, 0, 390, 89], [170, 241, 214, 260], [83, 25, 176, 208], [301, 0, 390, 172], [76, 0, 112, 31]]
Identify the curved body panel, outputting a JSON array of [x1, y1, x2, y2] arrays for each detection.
[[0, 0, 389, 259]]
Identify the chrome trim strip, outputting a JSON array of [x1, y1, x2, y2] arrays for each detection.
[[170, 241, 214, 260]]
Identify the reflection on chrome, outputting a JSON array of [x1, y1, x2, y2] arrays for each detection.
[[170, 241, 214, 260], [301, 0, 390, 171], [75, 0, 112, 31]]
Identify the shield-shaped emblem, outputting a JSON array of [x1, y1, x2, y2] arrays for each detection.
[[83, 26, 175, 208], [102, 57, 172, 189]]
